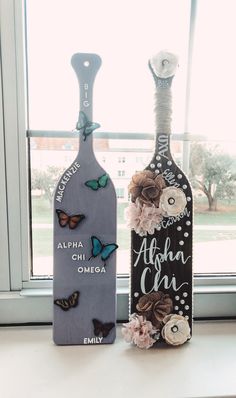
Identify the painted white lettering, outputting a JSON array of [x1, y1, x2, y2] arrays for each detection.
[[84, 337, 103, 344], [134, 236, 191, 294], [55, 162, 80, 201], [72, 254, 86, 261], [77, 266, 106, 274], [158, 134, 169, 157]]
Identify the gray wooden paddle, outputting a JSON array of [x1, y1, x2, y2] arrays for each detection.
[[53, 53, 117, 345], [130, 52, 193, 338]]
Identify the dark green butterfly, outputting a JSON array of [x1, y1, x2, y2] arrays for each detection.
[[85, 174, 109, 190], [75, 111, 100, 141]]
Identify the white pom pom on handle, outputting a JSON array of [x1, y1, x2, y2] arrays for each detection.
[[150, 50, 179, 78]]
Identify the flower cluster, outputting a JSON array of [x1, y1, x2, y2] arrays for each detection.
[[125, 170, 187, 236], [124, 202, 163, 237], [122, 314, 158, 349], [136, 291, 173, 329], [122, 292, 190, 349]]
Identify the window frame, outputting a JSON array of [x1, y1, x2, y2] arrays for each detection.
[[1, 0, 236, 325]]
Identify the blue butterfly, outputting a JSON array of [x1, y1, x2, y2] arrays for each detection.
[[89, 236, 118, 265], [75, 111, 100, 141]]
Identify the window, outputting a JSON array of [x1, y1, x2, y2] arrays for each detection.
[[116, 188, 125, 199], [1, 0, 236, 324], [118, 170, 125, 177], [118, 156, 126, 163]]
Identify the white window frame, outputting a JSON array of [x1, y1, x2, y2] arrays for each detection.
[[1, 0, 236, 325]]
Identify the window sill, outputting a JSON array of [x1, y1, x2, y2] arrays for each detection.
[[1, 282, 236, 324], [0, 321, 236, 398]]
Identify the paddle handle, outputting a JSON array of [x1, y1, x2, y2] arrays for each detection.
[[71, 53, 102, 159]]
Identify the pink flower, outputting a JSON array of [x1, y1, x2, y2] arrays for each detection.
[[122, 313, 158, 349], [124, 200, 163, 236]]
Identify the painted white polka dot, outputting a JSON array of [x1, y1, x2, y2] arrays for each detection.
[[183, 184, 187, 189], [156, 155, 161, 161], [177, 174, 182, 179], [134, 292, 139, 297], [150, 163, 155, 169], [155, 169, 160, 174], [183, 292, 188, 297], [174, 306, 179, 310], [157, 163, 162, 168], [175, 296, 180, 301], [157, 226, 161, 231], [184, 232, 189, 237], [187, 196, 191, 201], [185, 315, 189, 320], [177, 226, 182, 231], [179, 240, 184, 246], [178, 311, 183, 316], [186, 221, 191, 226], [180, 299, 185, 304], [167, 160, 172, 166], [185, 305, 189, 310]]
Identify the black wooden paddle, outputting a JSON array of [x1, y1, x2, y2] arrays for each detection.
[[129, 51, 193, 338], [53, 53, 117, 345]]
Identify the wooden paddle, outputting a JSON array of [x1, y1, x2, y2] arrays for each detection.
[[129, 51, 193, 339], [53, 53, 117, 345]]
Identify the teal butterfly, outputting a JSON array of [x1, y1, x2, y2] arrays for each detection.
[[75, 111, 100, 141], [89, 236, 118, 265], [85, 174, 109, 191]]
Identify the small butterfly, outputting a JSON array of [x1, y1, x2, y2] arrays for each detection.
[[56, 209, 85, 230], [75, 111, 100, 141], [89, 236, 118, 264], [85, 174, 109, 191], [54, 291, 80, 311], [92, 318, 115, 338]]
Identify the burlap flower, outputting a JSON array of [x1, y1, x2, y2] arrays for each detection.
[[136, 292, 173, 329], [161, 314, 191, 346], [128, 170, 166, 207], [159, 186, 187, 217]]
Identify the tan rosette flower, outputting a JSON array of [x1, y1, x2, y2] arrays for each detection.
[[128, 170, 166, 207], [136, 292, 173, 329], [161, 314, 191, 346], [159, 186, 187, 217]]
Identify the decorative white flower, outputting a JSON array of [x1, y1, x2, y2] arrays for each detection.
[[159, 187, 187, 217], [150, 50, 179, 78], [124, 200, 163, 236], [161, 314, 191, 346]]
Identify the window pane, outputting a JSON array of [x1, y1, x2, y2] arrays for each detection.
[[26, 0, 190, 133], [30, 137, 182, 276], [190, 140, 236, 274], [190, 0, 236, 139], [26, 0, 190, 277], [189, 0, 236, 273]]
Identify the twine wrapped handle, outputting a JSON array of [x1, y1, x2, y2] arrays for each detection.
[[149, 50, 179, 135]]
